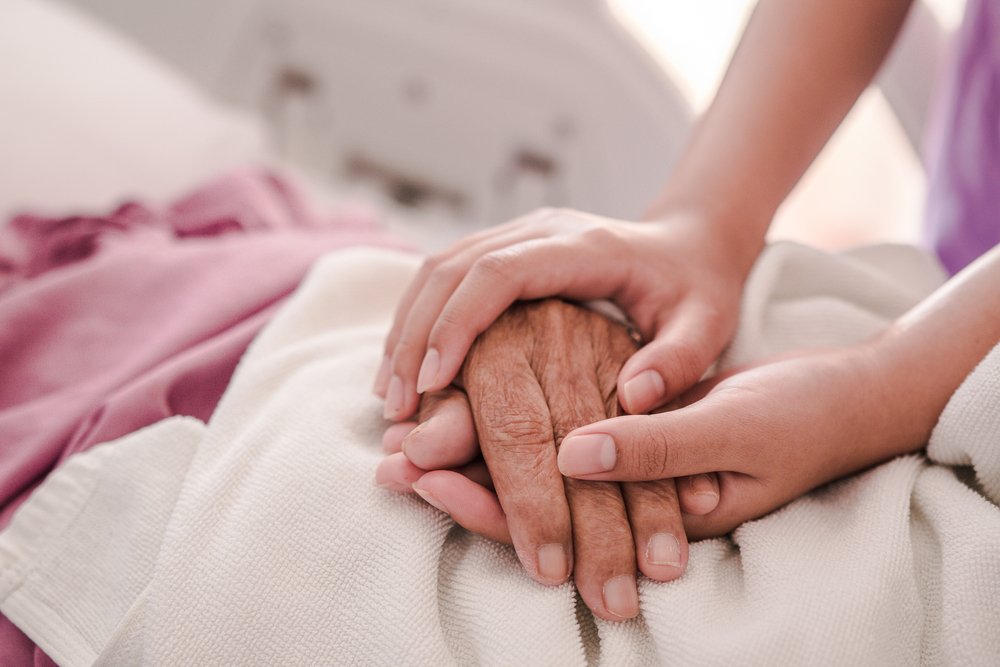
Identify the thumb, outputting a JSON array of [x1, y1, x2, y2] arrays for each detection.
[[556, 402, 739, 482], [616, 302, 730, 415]]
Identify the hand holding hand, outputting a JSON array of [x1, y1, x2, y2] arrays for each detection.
[[557, 343, 909, 538], [375, 208, 756, 421], [377, 300, 721, 620]]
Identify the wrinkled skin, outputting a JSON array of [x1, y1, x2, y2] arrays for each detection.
[[377, 300, 721, 621]]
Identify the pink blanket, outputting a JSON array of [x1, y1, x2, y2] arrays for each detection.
[[0, 169, 404, 665]]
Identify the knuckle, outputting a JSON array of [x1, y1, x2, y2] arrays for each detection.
[[660, 339, 706, 386], [547, 206, 580, 224], [567, 483, 632, 544], [435, 306, 467, 335], [418, 253, 444, 276], [540, 297, 576, 319], [500, 468, 558, 509], [547, 206, 578, 220], [473, 251, 513, 282], [426, 258, 466, 289], [502, 316, 534, 348], [631, 423, 671, 477], [531, 205, 576, 224], [495, 417, 553, 450], [569, 480, 623, 511], [504, 505, 569, 547], [462, 325, 518, 374], [391, 338, 422, 368], [476, 396, 551, 447], [492, 458, 563, 521], [579, 224, 619, 248], [639, 444, 670, 479], [383, 334, 399, 356], [630, 478, 679, 509], [528, 299, 572, 336], [548, 385, 600, 444]]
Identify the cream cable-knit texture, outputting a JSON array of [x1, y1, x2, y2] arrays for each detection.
[[0, 243, 997, 665]]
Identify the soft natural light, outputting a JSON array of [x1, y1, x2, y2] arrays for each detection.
[[605, 0, 965, 248], [608, 0, 754, 112], [925, 0, 966, 29]]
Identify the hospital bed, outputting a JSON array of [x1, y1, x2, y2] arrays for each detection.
[[2, 0, 694, 251]]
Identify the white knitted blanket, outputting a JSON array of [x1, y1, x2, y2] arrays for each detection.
[[1, 243, 998, 666]]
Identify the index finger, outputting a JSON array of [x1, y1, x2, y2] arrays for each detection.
[[463, 338, 573, 586]]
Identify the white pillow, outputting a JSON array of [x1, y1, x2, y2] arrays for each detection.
[[0, 0, 269, 219]]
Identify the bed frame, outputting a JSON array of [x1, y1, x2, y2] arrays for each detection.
[[60, 0, 693, 244]]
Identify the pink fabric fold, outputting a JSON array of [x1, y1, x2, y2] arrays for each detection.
[[0, 168, 407, 665]]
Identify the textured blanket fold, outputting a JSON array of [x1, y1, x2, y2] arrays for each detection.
[[0, 242, 997, 665]]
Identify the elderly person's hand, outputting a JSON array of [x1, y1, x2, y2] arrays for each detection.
[[376, 299, 720, 621]]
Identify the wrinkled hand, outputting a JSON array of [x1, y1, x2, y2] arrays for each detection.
[[375, 208, 753, 422], [556, 343, 906, 538], [376, 300, 720, 620]]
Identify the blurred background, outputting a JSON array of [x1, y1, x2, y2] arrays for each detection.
[[2, 0, 967, 252], [613, 0, 964, 248]]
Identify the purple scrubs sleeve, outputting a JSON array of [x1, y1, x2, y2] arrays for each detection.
[[924, 0, 1000, 274]]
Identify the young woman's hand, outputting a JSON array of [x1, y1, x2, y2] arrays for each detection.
[[547, 242, 1000, 538], [375, 208, 759, 422], [554, 342, 919, 539]]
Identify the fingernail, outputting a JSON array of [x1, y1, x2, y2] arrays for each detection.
[[621, 369, 665, 414], [373, 355, 391, 396], [413, 485, 448, 513], [416, 348, 440, 394], [646, 533, 682, 567], [690, 474, 719, 498], [536, 544, 569, 584], [603, 575, 639, 618], [384, 375, 404, 419], [558, 434, 616, 476]]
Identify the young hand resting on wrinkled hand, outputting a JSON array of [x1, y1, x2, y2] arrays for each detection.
[[555, 244, 1000, 531], [379, 243, 1000, 619], [372, 0, 921, 426], [376, 299, 721, 621], [374, 207, 754, 422]]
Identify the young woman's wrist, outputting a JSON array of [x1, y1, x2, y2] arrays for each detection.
[[859, 245, 1000, 461], [641, 195, 770, 286], [862, 326, 948, 456]]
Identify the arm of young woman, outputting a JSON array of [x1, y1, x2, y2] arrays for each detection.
[[376, 0, 917, 422]]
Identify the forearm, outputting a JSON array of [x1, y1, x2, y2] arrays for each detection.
[[646, 0, 914, 269], [877, 244, 1000, 453]]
